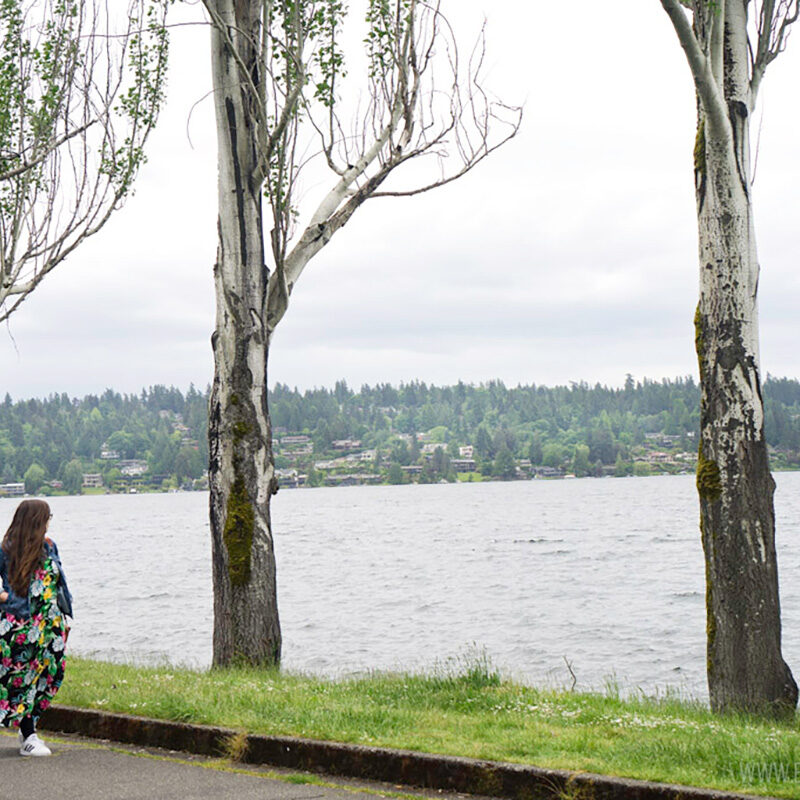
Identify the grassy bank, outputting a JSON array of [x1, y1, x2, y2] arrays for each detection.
[[57, 657, 800, 798]]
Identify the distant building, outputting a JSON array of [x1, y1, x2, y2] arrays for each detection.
[[401, 465, 423, 475], [332, 439, 361, 451], [459, 445, 474, 458], [276, 468, 305, 488], [282, 435, 311, 447], [100, 447, 120, 460], [49, 480, 63, 490], [0, 483, 25, 497], [421, 443, 446, 455], [119, 459, 148, 476], [533, 467, 564, 479], [345, 450, 378, 464], [451, 459, 476, 472], [82, 474, 103, 488]]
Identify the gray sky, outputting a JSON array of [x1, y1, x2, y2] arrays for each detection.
[[2, 0, 800, 399]]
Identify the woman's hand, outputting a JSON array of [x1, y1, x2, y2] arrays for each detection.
[[0, 591, 8, 603]]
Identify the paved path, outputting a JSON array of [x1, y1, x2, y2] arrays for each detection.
[[0, 729, 481, 800]]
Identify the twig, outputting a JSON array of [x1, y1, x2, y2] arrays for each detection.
[[563, 656, 577, 692]]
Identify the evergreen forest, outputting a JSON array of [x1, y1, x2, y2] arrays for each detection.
[[2, 375, 800, 495]]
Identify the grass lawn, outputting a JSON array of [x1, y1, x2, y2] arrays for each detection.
[[456, 472, 487, 482], [56, 656, 800, 798]]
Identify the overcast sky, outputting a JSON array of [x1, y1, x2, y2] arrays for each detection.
[[2, 0, 800, 400]]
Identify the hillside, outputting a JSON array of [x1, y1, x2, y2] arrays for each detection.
[[2, 375, 800, 494]]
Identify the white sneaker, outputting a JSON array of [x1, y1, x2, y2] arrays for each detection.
[[19, 733, 51, 757]]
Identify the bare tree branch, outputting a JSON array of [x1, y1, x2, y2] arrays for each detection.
[[752, 0, 800, 101], [0, 0, 170, 324], [660, 0, 729, 130]]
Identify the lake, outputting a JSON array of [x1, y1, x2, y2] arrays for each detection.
[[7, 473, 800, 699]]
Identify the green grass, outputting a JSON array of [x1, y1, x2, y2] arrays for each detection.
[[57, 656, 800, 798], [456, 472, 488, 482]]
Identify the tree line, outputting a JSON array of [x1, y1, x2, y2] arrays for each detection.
[[4, 375, 800, 492], [272, 374, 800, 458], [0, 386, 208, 492]]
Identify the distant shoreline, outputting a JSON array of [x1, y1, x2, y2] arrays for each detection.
[[3, 465, 800, 502]]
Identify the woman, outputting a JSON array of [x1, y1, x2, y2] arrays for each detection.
[[0, 499, 72, 757]]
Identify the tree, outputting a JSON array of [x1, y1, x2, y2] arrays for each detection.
[[107, 432, 137, 460], [390, 439, 411, 466], [659, 0, 798, 716], [572, 444, 590, 478], [542, 443, 565, 470], [202, 0, 520, 665], [475, 425, 493, 459], [23, 462, 45, 494], [614, 452, 631, 478], [430, 445, 447, 475], [104, 467, 123, 490], [387, 463, 406, 485], [0, 0, 169, 322], [61, 459, 84, 495], [528, 433, 543, 466], [493, 446, 516, 480]]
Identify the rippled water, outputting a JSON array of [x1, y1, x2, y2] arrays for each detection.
[[10, 473, 800, 698]]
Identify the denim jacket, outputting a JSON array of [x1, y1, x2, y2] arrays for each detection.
[[0, 539, 73, 621]]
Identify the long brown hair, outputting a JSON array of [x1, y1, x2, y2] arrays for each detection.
[[2, 499, 50, 596]]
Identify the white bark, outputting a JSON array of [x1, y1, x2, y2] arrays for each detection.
[[662, 0, 797, 715], [203, 0, 519, 665], [206, 0, 280, 666]]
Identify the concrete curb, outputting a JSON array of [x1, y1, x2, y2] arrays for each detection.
[[40, 705, 777, 800]]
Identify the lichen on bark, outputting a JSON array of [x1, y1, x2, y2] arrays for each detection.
[[694, 118, 706, 177], [223, 474, 254, 587], [697, 443, 722, 502], [694, 303, 705, 380], [232, 420, 250, 441]]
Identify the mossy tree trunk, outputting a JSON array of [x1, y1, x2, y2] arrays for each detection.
[[661, 0, 797, 716], [200, 0, 519, 666], [206, 0, 281, 667]]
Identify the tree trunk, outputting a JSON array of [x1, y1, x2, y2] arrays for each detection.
[[694, 15, 796, 714], [206, 0, 281, 667]]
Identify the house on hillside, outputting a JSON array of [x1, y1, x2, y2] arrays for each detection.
[[332, 439, 361, 451], [119, 460, 148, 477]]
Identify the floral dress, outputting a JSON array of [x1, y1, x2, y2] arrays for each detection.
[[0, 555, 67, 728]]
